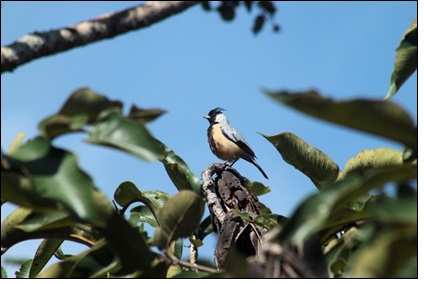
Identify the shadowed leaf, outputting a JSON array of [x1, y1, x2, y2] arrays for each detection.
[[2, 137, 102, 226], [385, 18, 417, 99], [153, 190, 205, 250], [114, 181, 169, 220], [128, 105, 167, 124], [39, 88, 122, 139], [265, 90, 417, 150]]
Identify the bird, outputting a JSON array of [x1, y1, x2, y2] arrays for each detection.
[[203, 107, 268, 179]]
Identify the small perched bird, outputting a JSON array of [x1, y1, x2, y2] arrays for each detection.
[[203, 107, 268, 179]]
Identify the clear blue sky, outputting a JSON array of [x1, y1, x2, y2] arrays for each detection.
[[1, 1, 417, 277]]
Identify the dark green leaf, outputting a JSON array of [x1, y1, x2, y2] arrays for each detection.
[[15, 259, 33, 278], [114, 181, 169, 221], [127, 105, 167, 124], [3, 137, 102, 226], [385, 18, 417, 99], [261, 132, 340, 189], [130, 205, 159, 228], [30, 238, 64, 277], [86, 108, 164, 162], [265, 90, 417, 150], [197, 216, 213, 240], [39, 88, 122, 139], [158, 141, 202, 194], [15, 210, 75, 232], [273, 166, 416, 245], [153, 190, 205, 250]]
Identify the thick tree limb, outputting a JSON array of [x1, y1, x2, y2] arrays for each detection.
[[1, 1, 199, 73]]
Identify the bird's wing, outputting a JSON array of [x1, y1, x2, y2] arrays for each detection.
[[221, 124, 256, 158]]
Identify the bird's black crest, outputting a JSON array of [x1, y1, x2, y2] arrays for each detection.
[[208, 107, 226, 117]]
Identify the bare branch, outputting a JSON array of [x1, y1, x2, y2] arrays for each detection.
[[1, 1, 200, 73]]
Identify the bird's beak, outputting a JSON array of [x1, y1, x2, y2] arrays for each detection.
[[203, 115, 210, 119]]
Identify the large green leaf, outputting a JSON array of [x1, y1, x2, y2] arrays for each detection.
[[39, 88, 123, 139], [261, 132, 340, 189], [344, 148, 404, 175], [265, 90, 417, 150], [157, 140, 202, 194], [2, 136, 102, 226], [130, 205, 159, 228], [273, 165, 416, 245], [153, 190, 205, 250], [385, 18, 417, 99], [86, 108, 164, 162]]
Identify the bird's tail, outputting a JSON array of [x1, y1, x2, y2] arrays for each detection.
[[248, 157, 268, 179]]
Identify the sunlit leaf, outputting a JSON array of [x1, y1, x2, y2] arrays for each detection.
[[261, 132, 340, 189], [15, 259, 33, 278], [157, 141, 201, 194], [30, 238, 64, 278], [7, 132, 25, 154], [244, 179, 270, 196], [15, 210, 74, 232], [87, 108, 164, 162], [153, 190, 205, 250], [344, 148, 404, 175], [385, 18, 417, 99], [265, 90, 417, 150]]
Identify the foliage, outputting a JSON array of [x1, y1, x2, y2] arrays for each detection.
[[1, 5, 416, 279]]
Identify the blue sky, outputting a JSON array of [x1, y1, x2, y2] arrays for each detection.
[[1, 1, 417, 277]]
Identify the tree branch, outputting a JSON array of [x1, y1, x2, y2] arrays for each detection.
[[1, 1, 200, 73]]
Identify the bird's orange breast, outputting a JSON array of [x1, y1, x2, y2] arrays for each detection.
[[209, 124, 243, 161]]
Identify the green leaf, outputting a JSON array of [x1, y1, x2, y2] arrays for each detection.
[[153, 190, 205, 250], [15, 259, 33, 278], [3, 136, 102, 226], [130, 205, 159, 228], [273, 166, 416, 245], [244, 179, 270, 196], [7, 131, 25, 154], [385, 18, 417, 99], [265, 90, 417, 150], [30, 238, 64, 278], [39, 88, 122, 139], [114, 181, 169, 220], [344, 148, 404, 175], [15, 210, 74, 232], [1, 266, 7, 278], [157, 141, 202, 194], [197, 216, 213, 240], [261, 132, 340, 189], [127, 105, 167, 124], [86, 108, 164, 162]]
